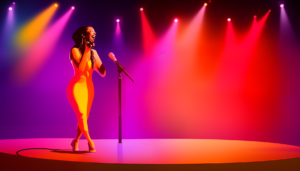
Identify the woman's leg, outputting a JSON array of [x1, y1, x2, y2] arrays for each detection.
[[67, 81, 82, 146], [87, 82, 94, 119], [83, 82, 95, 147], [77, 114, 94, 147], [67, 80, 95, 147], [75, 125, 82, 142]]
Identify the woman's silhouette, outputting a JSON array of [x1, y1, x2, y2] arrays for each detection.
[[66, 26, 106, 152]]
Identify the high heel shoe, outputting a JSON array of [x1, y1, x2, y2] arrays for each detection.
[[88, 142, 96, 153], [71, 139, 79, 151]]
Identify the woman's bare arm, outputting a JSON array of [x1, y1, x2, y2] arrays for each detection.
[[71, 47, 90, 72], [92, 49, 106, 77]]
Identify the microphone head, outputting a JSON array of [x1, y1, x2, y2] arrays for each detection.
[[108, 52, 117, 62], [87, 40, 94, 48]]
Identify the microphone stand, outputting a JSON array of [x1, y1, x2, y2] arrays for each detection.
[[116, 62, 134, 143]]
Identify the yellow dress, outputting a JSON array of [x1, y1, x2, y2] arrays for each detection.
[[66, 52, 94, 132]]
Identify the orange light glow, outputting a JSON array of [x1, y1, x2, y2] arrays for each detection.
[[15, 3, 58, 50], [2, 139, 300, 164]]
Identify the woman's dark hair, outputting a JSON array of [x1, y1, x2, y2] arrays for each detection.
[[71, 25, 95, 68], [72, 25, 92, 48]]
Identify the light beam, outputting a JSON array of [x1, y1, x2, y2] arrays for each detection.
[[15, 3, 58, 50], [141, 9, 156, 55], [14, 8, 74, 82]]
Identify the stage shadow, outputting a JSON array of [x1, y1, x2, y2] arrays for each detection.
[[52, 149, 90, 154], [16, 148, 90, 156]]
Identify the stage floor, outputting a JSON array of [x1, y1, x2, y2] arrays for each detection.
[[1, 139, 300, 171], [1, 138, 300, 164]]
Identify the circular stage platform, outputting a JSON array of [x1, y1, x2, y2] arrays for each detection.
[[1, 139, 300, 171]]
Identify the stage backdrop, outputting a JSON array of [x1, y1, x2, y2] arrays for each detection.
[[1, 0, 300, 146]]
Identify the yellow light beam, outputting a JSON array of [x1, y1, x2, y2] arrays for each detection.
[[15, 3, 58, 50]]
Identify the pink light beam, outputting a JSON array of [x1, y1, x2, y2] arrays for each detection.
[[14, 9, 74, 82]]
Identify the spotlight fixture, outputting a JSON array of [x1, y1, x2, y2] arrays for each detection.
[[116, 19, 120, 22], [71, 6, 75, 10], [254, 15, 257, 19], [174, 18, 178, 22], [140, 8, 143, 11], [9, 7, 12, 10], [278, 1, 284, 8], [227, 18, 231, 21], [13, 2, 15, 5], [204, 3, 207, 6], [55, 4, 58, 7]]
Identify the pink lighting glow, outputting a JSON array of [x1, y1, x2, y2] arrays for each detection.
[[71, 6, 75, 10], [254, 15, 257, 19], [116, 19, 120, 22], [114, 19, 123, 46], [3, 3, 15, 46], [115, 21, 121, 36], [216, 10, 270, 91], [174, 18, 178, 22], [141, 8, 156, 54], [13, 2, 15, 5], [177, 4, 206, 70], [2, 139, 300, 164], [140, 8, 143, 11], [14, 8, 74, 82], [126, 5, 206, 137], [280, 4, 284, 8], [14, 4, 59, 50]]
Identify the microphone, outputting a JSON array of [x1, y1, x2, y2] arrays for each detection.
[[82, 34, 94, 48], [108, 52, 125, 70], [87, 40, 94, 48], [109, 52, 134, 82], [108, 52, 117, 62]]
